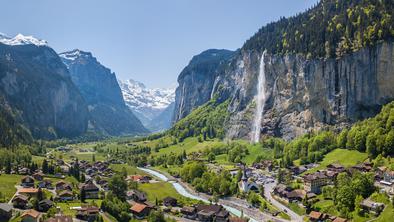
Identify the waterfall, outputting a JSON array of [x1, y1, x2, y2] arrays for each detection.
[[252, 51, 267, 143]]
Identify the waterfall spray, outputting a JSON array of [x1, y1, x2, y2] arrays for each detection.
[[252, 51, 267, 143]]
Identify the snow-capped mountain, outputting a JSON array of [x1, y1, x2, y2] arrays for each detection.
[[118, 79, 175, 132], [0, 33, 47, 46]]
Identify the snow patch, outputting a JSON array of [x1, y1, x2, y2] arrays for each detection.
[[0, 33, 47, 46]]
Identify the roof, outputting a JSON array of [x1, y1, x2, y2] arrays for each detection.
[[19, 188, 39, 193], [22, 209, 41, 218], [58, 190, 73, 196], [327, 163, 344, 169], [309, 211, 322, 219], [286, 189, 305, 199], [163, 196, 177, 202], [13, 194, 29, 201], [333, 217, 347, 222], [303, 171, 328, 181], [196, 204, 223, 214], [0, 203, 12, 212], [45, 215, 73, 222], [181, 206, 196, 213], [130, 203, 147, 213], [39, 199, 54, 206], [81, 181, 99, 191], [22, 176, 35, 181]]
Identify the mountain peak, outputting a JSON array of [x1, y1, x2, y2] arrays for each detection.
[[0, 33, 47, 46], [59, 49, 93, 61]]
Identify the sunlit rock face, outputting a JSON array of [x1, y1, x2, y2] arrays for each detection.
[[174, 42, 394, 141]]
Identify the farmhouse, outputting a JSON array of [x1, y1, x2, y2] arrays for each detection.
[[130, 203, 152, 219], [21, 176, 35, 187]]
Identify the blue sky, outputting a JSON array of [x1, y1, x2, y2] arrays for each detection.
[[0, 0, 318, 88]]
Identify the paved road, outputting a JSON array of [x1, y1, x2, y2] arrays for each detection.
[[264, 182, 303, 222]]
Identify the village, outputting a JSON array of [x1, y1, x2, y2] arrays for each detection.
[[0, 143, 393, 222]]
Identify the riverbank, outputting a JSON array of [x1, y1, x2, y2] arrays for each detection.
[[138, 167, 291, 222]]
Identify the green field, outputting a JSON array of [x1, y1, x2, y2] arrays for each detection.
[[0, 174, 22, 201], [139, 181, 196, 205], [110, 164, 149, 176], [303, 149, 368, 174]]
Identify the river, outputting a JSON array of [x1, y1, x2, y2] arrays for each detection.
[[138, 167, 259, 222]]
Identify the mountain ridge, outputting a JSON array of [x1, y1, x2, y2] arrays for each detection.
[[118, 78, 175, 132]]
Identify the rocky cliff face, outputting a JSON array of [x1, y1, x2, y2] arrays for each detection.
[[0, 39, 89, 139], [172, 49, 235, 122], [60, 49, 148, 136], [174, 42, 394, 141]]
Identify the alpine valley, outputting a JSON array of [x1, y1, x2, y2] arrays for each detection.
[[1, 1, 394, 222]]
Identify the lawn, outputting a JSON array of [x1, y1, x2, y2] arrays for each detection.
[[110, 164, 149, 176], [303, 149, 368, 174], [153, 137, 223, 156], [57, 199, 102, 216], [139, 182, 183, 202], [139, 181, 196, 205], [0, 174, 22, 201]]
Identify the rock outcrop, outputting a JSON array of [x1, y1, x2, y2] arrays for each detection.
[[60, 49, 148, 136], [172, 49, 235, 122], [174, 42, 394, 141]]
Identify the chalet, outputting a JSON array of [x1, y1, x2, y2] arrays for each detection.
[[80, 180, 99, 199], [327, 163, 345, 173], [21, 209, 41, 222], [45, 215, 73, 222], [289, 166, 307, 175], [32, 172, 44, 181], [273, 184, 291, 198], [57, 190, 74, 201], [163, 196, 178, 207], [38, 180, 53, 189], [376, 166, 387, 179], [303, 171, 333, 194], [12, 194, 29, 209], [21, 176, 35, 187], [38, 199, 54, 212], [76, 206, 99, 221], [308, 211, 323, 222], [351, 162, 373, 172], [181, 206, 197, 219], [130, 203, 151, 219], [332, 217, 348, 222], [55, 181, 72, 191], [360, 199, 385, 215], [286, 189, 306, 202], [19, 188, 39, 197], [383, 170, 394, 184], [126, 190, 147, 202], [196, 204, 229, 222], [127, 175, 151, 183], [0, 203, 12, 221]]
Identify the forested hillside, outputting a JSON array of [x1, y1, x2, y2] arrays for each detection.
[[269, 101, 394, 166], [243, 0, 393, 58]]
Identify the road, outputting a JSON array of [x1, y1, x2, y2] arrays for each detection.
[[264, 182, 303, 222]]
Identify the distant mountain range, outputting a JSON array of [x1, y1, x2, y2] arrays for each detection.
[[0, 33, 149, 145], [118, 79, 175, 132], [59, 49, 148, 136]]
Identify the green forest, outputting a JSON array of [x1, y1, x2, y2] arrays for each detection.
[[243, 0, 393, 58]]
